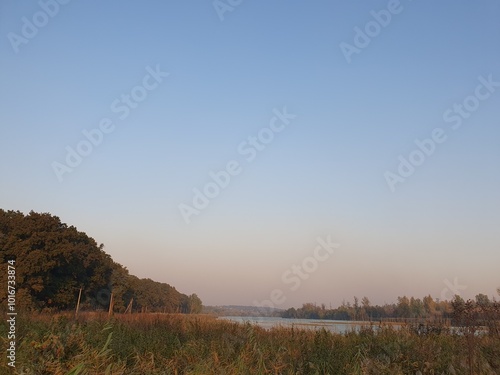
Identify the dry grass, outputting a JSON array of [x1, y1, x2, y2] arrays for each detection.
[[1, 312, 499, 374]]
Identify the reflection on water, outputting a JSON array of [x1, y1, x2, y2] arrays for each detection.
[[218, 316, 392, 334], [218, 317, 481, 336]]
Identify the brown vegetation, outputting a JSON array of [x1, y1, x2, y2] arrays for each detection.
[[1, 310, 499, 374]]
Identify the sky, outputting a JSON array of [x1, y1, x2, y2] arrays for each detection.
[[1, 1, 499, 309]]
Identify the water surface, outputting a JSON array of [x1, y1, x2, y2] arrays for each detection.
[[218, 316, 385, 334]]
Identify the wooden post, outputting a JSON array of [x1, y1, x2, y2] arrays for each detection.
[[75, 287, 82, 319], [108, 292, 114, 317], [125, 298, 133, 314]]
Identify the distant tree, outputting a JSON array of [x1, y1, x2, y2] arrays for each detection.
[[475, 293, 491, 307], [360, 297, 370, 320], [282, 307, 294, 319], [361, 296, 370, 308], [109, 263, 134, 313], [423, 295, 436, 317], [188, 293, 203, 314], [409, 297, 425, 318], [303, 303, 321, 319], [320, 303, 326, 319], [353, 296, 360, 320], [395, 296, 411, 318]]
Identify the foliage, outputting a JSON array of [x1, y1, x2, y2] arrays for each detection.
[[0, 209, 201, 314], [0, 210, 113, 310], [451, 294, 500, 375], [282, 295, 454, 322]]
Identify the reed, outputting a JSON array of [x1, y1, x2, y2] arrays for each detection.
[[1, 312, 499, 374]]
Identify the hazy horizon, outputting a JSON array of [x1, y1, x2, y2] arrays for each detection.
[[1, 1, 499, 309]]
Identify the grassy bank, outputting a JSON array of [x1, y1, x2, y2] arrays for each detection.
[[1, 312, 499, 374]]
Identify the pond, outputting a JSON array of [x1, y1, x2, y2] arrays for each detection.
[[217, 316, 393, 334]]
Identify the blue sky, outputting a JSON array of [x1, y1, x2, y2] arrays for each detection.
[[1, 1, 499, 307]]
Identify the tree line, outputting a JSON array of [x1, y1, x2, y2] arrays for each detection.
[[282, 293, 500, 324], [0, 209, 202, 314]]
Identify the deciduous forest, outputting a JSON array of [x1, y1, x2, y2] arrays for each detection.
[[0, 209, 202, 314]]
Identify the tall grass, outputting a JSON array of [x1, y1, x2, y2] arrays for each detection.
[[1, 312, 499, 374]]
